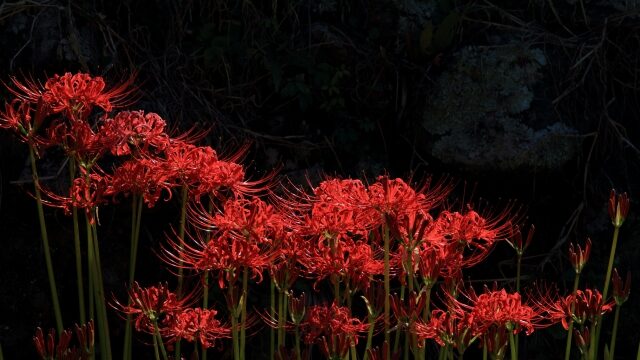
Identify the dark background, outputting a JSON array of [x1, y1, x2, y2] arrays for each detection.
[[0, 0, 639, 358]]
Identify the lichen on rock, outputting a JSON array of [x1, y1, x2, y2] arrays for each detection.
[[423, 45, 579, 170]]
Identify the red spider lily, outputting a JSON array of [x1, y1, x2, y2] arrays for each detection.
[[608, 189, 630, 228], [611, 269, 631, 305], [542, 289, 614, 329], [112, 282, 192, 334], [5, 74, 46, 103], [301, 302, 369, 346], [454, 287, 545, 337], [33, 320, 94, 360], [40, 169, 111, 224], [426, 206, 515, 267], [161, 307, 231, 348], [99, 110, 169, 156], [108, 159, 174, 207], [161, 197, 283, 287], [365, 176, 450, 222], [568, 238, 592, 274], [160, 141, 218, 187], [43, 118, 115, 161], [301, 238, 383, 292], [414, 309, 475, 350], [0, 98, 50, 145], [41, 72, 136, 119]]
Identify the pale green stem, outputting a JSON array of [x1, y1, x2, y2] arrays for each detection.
[[363, 310, 376, 360], [383, 222, 391, 360], [350, 342, 358, 360], [87, 213, 112, 360], [153, 320, 168, 360], [421, 286, 432, 360], [278, 284, 285, 349], [565, 273, 581, 360], [393, 284, 405, 355], [29, 146, 63, 334], [295, 324, 302, 360], [483, 339, 488, 360], [124, 195, 143, 360], [69, 160, 86, 326], [509, 331, 517, 360], [609, 304, 621, 360], [240, 266, 249, 359], [231, 293, 240, 360], [176, 185, 189, 296], [175, 186, 188, 360], [202, 270, 209, 360], [270, 279, 275, 360], [594, 226, 621, 358]]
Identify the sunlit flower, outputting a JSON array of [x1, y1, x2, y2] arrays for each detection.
[[162, 307, 231, 348]]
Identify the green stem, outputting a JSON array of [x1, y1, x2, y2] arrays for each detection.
[[364, 309, 376, 360], [509, 331, 517, 360], [278, 284, 285, 350], [350, 342, 358, 360], [29, 146, 63, 334], [69, 160, 86, 326], [87, 214, 112, 360], [231, 295, 240, 360], [240, 267, 249, 360], [565, 273, 581, 360], [383, 222, 391, 360], [609, 304, 621, 360], [270, 279, 275, 360], [295, 324, 302, 360], [124, 195, 143, 360], [483, 338, 488, 360], [175, 186, 188, 360], [153, 320, 168, 360], [393, 285, 405, 355], [176, 186, 189, 296], [421, 286, 432, 360], [594, 226, 621, 358], [202, 270, 209, 360]]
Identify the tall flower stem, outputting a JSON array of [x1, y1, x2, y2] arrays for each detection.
[[123, 195, 143, 360], [202, 270, 210, 360], [153, 319, 168, 360], [176, 186, 189, 296], [608, 303, 621, 359], [86, 212, 112, 360], [509, 330, 518, 360], [230, 285, 240, 360], [270, 280, 276, 360], [593, 226, 621, 358], [564, 273, 581, 360], [29, 146, 63, 334], [175, 186, 188, 360], [69, 160, 86, 326], [421, 286, 433, 360], [383, 222, 391, 359], [294, 323, 302, 360], [240, 266, 249, 360]]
